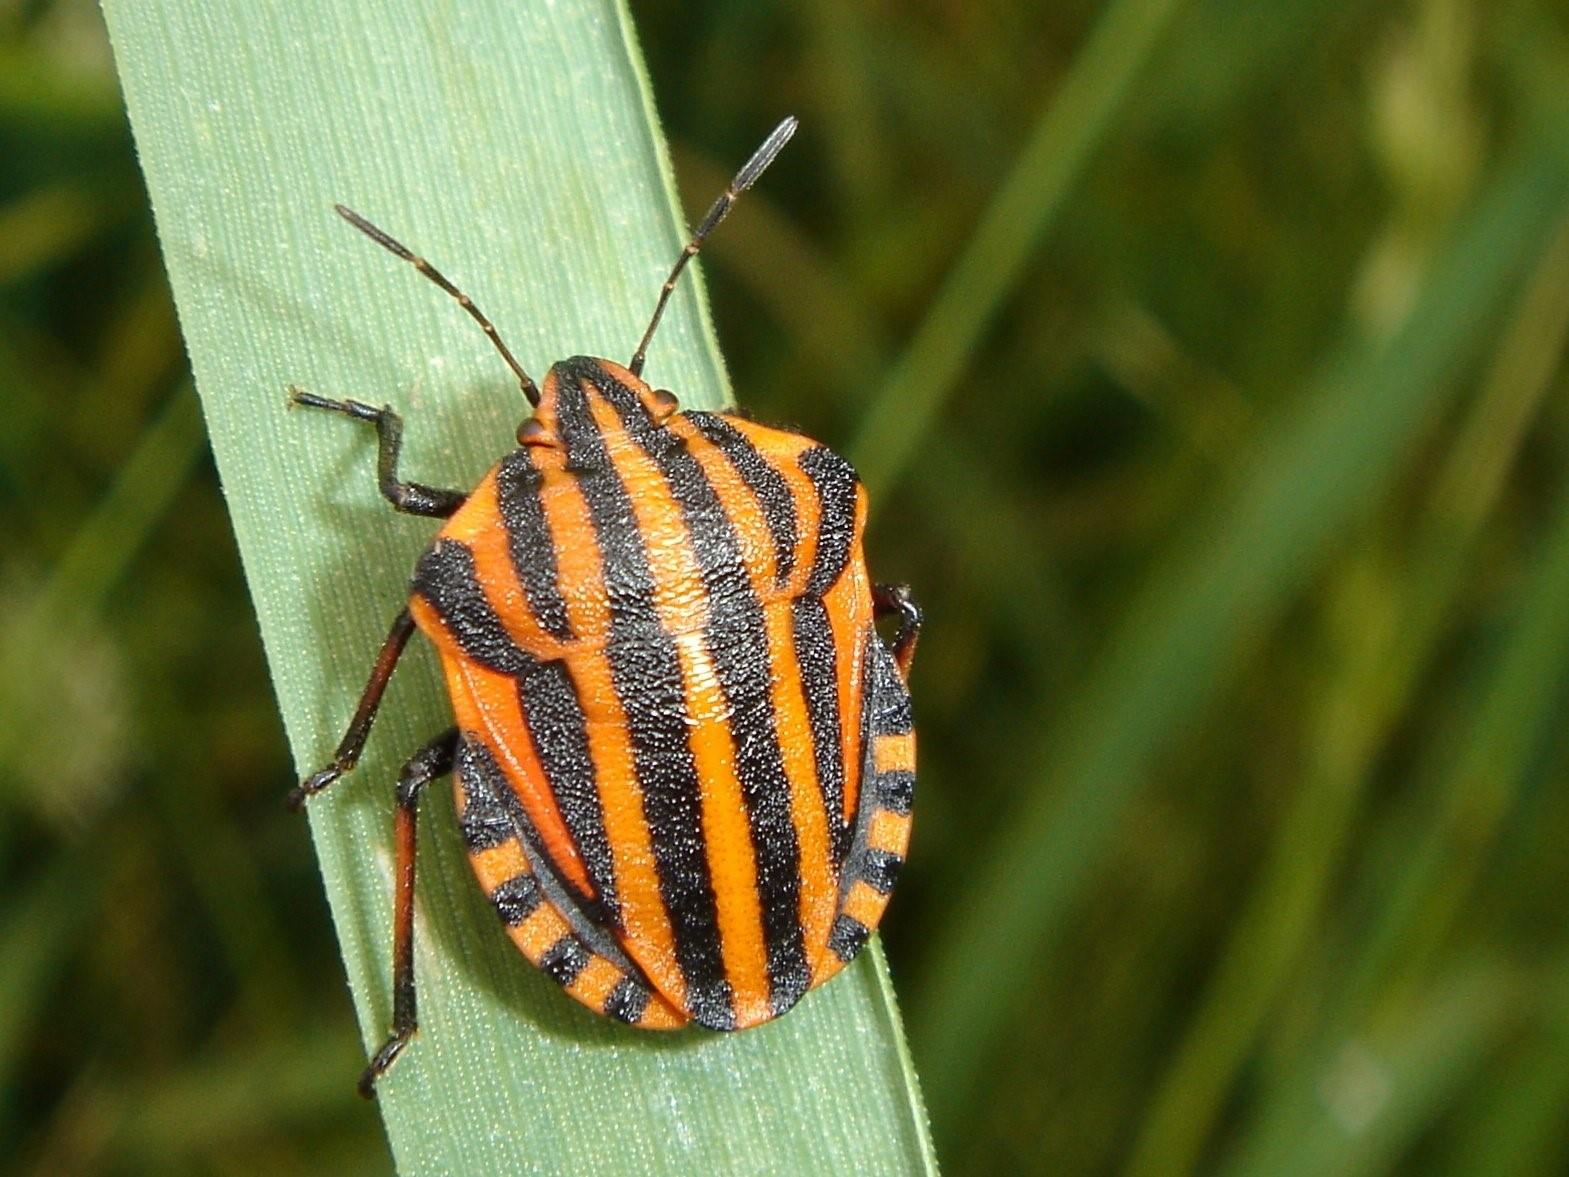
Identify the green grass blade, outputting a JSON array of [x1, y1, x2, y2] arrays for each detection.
[[1219, 961, 1520, 1177], [1222, 459, 1569, 1173], [0, 850, 100, 1124], [1123, 211, 1569, 1177], [910, 132, 1569, 1131], [848, 0, 1188, 492], [1329, 400, 1569, 1022], [102, 3, 935, 1173], [1445, 949, 1569, 1176]]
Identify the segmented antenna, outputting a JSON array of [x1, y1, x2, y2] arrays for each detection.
[[335, 204, 540, 407], [628, 116, 799, 377]]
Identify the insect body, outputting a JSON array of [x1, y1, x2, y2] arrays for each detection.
[[289, 118, 920, 1096]]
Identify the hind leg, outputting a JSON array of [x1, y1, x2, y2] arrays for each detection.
[[356, 728, 458, 1096]]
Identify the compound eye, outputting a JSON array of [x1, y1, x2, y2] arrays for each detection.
[[516, 417, 550, 446], [650, 388, 679, 420]]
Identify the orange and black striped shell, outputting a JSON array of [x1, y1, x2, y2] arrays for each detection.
[[407, 355, 914, 1030]]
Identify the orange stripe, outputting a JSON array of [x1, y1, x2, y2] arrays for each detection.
[[743, 425, 871, 826], [458, 826, 692, 1030], [446, 725, 693, 1030], [823, 589, 868, 822], [528, 441, 687, 1008], [762, 603, 838, 962], [867, 808, 913, 857], [677, 632, 771, 1026], [842, 879, 888, 929], [676, 416, 789, 588], [567, 955, 625, 1010], [636, 996, 689, 1030], [466, 839, 532, 888], [765, 431, 826, 603], [511, 904, 571, 958], [413, 597, 596, 898], [722, 418, 860, 832], [671, 416, 838, 969], [440, 469, 570, 660], [586, 393, 773, 1024], [874, 732, 916, 775]]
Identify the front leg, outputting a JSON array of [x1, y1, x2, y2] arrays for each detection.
[[873, 582, 922, 680], [289, 387, 466, 518]]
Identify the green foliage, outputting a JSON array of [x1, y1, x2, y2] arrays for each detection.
[[7, 0, 1569, 1173]]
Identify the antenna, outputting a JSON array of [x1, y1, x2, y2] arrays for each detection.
[[334, 204, 540, 406], [628, 116, 798, 377]]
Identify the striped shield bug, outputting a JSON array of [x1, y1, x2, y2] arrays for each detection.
[[288, 117, 921, 1097]]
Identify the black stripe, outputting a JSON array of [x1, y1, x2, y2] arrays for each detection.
[[539, 936, 591, 987], [492, 873, 544, 926], [461, 736, 631, 969], [686, 411, 798, 586], [456, 737, 515, 851], [411, 539, 531, 675], [516, 661, 618, 922], [865, 635, 916, 819], [858, 848, 903, 895], [495, 447, 574, 640], [416, 540, 616, 921], [550, 357, 734, 1030], [827, 914, 870, 963], [794, 595, 848, 863], [793, 445, 860, 868], [798, 446, 860, 597], [459, 806, 511, 851], [604, 977, 651, 1024], [870, 636, 915, 734], [591, 363, 810, 1018], [872, 771, 916, 817], [878, 689, 914, 735]]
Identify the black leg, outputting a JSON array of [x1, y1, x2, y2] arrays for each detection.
[[289, 387, 466, 518], [287, 608, 417, 810], [359, 727, 458, 1098], [873, 582, 922, 680]]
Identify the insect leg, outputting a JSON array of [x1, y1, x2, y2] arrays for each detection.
[[873, 582, 922, 679], [360, 727, 458, 1098], [289, 387, 466, 517], [287, 608, 417, 810]]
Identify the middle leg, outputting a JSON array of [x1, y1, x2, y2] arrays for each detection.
[[288, 607, 417, 810]]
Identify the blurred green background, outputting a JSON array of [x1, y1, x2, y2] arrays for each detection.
[[6, 0, 1569, 1173]]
